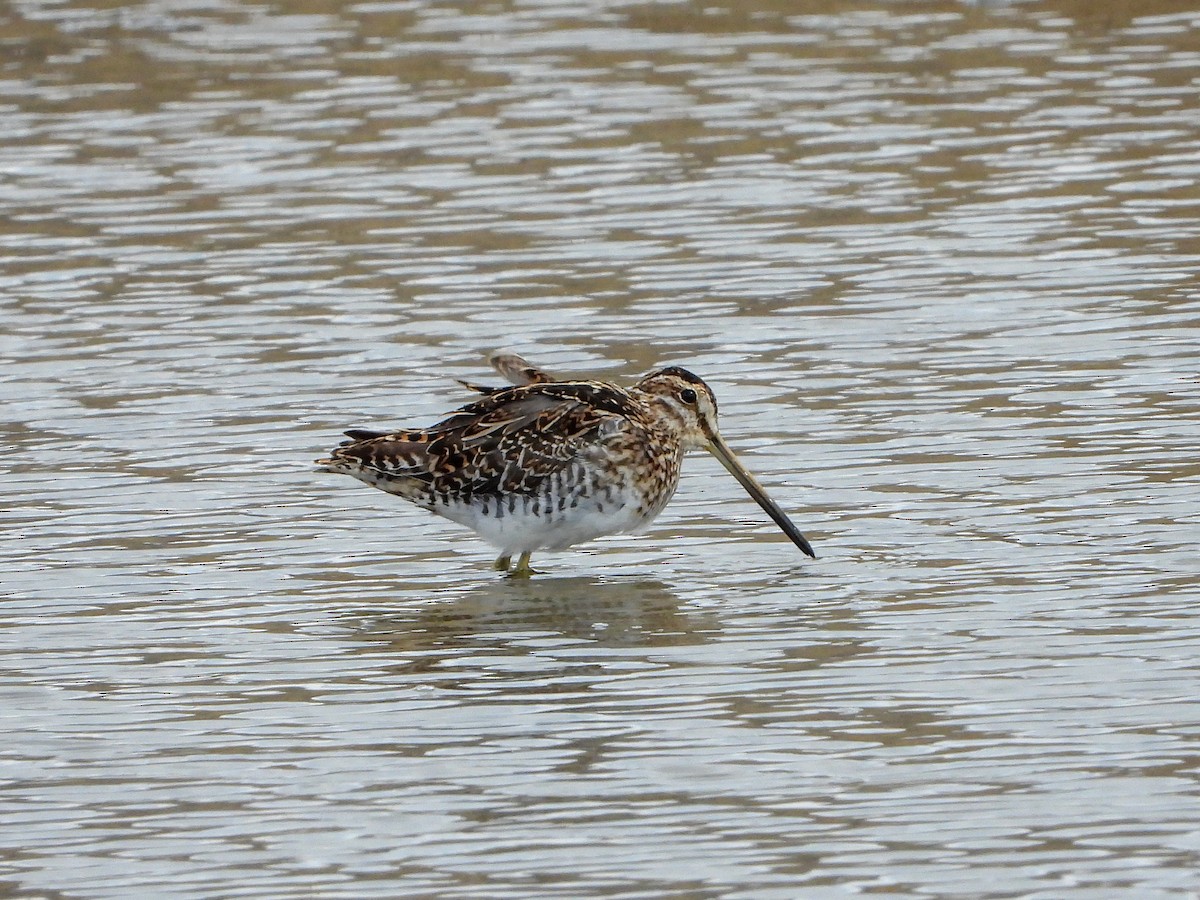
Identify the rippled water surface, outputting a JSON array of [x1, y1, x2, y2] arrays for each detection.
[[3, 0, 1200, 896]]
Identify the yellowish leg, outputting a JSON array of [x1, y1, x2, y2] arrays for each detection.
[[494, 555, 511, 572], [509, 551, 536, 578]]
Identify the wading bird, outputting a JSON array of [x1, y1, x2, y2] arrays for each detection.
[[317, 353, 815, 576]]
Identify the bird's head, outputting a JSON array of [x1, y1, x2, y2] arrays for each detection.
[[632, 366, 720, 451], [633, 366, 816, 559]]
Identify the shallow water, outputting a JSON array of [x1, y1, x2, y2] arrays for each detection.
[[3, 0, 1200, 896]]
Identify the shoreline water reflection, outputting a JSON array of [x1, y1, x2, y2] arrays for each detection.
[[340, 577, 712, 652]]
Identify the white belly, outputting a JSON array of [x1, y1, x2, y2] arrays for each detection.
[[433, 484, 668, 556]]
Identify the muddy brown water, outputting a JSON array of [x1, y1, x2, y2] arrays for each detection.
[[3, 0, 1199, 897]]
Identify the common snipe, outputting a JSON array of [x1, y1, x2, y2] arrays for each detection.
[[317, 353, 815, 576]]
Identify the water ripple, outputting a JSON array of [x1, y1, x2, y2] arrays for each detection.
[[3, 0, 1200, 897]]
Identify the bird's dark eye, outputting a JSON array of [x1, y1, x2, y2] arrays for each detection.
[[679, 388, 698, 404]]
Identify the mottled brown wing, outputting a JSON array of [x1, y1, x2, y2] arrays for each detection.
[[327, 382, 634, 498]]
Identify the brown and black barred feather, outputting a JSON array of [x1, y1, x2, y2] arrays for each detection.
[[321, 381, 650, 504]]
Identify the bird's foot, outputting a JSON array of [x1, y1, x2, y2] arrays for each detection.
[[506, 551, 538, 578], [493, 555, 512, 572]]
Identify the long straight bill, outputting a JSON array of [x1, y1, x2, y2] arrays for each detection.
[[706, 432, 816, 559]]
